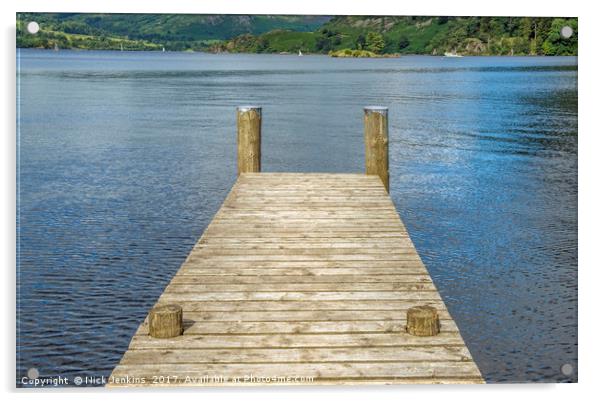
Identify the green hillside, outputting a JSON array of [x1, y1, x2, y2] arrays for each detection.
[[16, 13, 330, 51], [16, 14, 577, 56], [215, 16, 578, 56]]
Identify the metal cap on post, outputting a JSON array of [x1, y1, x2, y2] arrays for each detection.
[[364, 106, 389, 192], [237, 106, 262, 175]]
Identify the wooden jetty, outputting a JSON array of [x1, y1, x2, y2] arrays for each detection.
[[108, 106, 483, 386]]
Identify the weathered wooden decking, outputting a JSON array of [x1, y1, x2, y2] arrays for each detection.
[[109, 173, 483, 386]]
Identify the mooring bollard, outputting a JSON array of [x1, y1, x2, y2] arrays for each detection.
[[237, 106, 262, 175], [363, 106, 389, 192], [148, 304, 183, 338], [406, 305, 440, 336]]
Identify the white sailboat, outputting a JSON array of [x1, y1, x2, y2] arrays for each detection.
[[120, 43, 124, 51], [162, 46, 166, 52], [298, 49, 303, 56]]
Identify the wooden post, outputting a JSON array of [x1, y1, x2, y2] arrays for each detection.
[[364, 106, 389, 192], [406, 305, 440, 336], [237, 106, 261, 175], [148, 304, 183, 338]]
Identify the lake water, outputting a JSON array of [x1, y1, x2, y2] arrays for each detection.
[[16, 49, 577, 385]]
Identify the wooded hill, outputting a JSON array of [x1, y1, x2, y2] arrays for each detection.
[[17, 14, 577, 56], [214, 16, 578, 56]]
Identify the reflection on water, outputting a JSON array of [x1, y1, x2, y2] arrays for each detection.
[[17, 50, 577, 384]]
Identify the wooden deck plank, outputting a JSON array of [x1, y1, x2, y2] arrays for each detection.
[[134, 320, 461, 335], [125, 332, 468, 348], [169, 275, 432, 284], [159, 300, 444, 310], [111, 362, 482, 385], [170, 310, 454, 321], [165, 283, 436, 292], [119, 346, 473, 364], [176, 268, 431, 276], [108, 173, 483, 386], [156, 292, 440, 302]]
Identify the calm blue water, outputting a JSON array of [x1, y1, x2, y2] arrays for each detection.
[[17, 49, 577, 385]]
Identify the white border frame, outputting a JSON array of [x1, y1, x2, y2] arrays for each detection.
[[3, 1, 598, 400]]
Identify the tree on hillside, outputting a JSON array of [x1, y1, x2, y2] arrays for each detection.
[[520, 18, 534, 39], [356, 33, 366, 50], [398, 36, 410, 51], [316, 36, 332, 52], [256, 37, 269, 52], [366, 32, 384, 53], [542, 18, 578, 55]]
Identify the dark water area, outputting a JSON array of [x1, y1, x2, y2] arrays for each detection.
[[16, 49, 577, 385]]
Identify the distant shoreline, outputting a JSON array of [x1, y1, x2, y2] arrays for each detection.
[[17, 15, 578, 58], [16, 48, 578, 58]]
